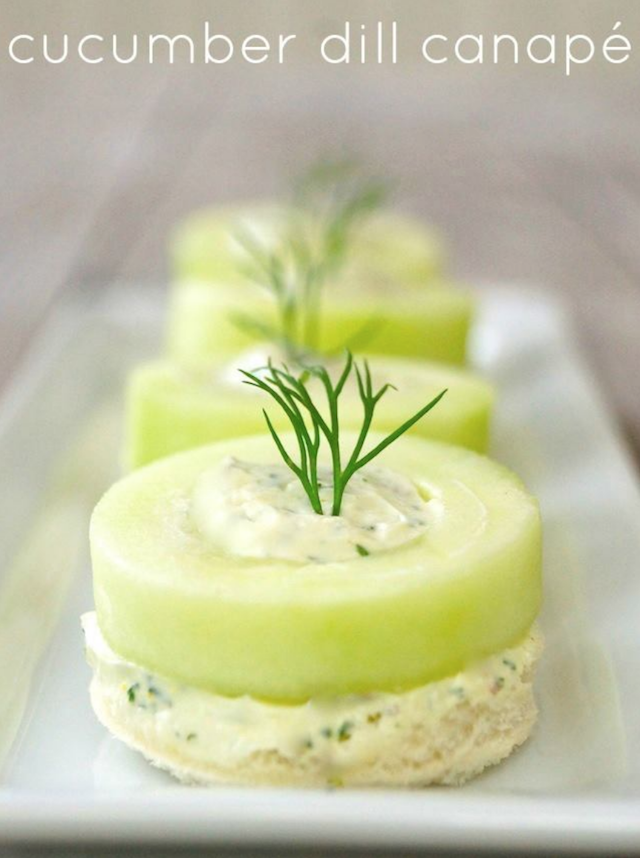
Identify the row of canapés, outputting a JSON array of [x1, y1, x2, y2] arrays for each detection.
[[128, 199, 494, 467], [85, 167, 542, 789]]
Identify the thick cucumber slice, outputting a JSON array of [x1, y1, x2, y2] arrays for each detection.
[[172, 204, 445, 286], [91, 434, 542, 702], [126, 356, 495, 468], [168, 279, 473, 365], [168, 204, 472, 365]]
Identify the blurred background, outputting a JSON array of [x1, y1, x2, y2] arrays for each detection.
[[2, 0, 640, 464]]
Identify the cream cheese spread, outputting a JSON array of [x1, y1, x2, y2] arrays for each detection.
[[217, 345, 430, 394], [191, 457, 432, 563], [83, 612, 542, 786], [217, 344, 327, 389]]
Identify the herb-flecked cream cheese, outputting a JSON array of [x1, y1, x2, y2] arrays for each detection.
[[191, 457, 434, 563], [83, 612, 542, 786]]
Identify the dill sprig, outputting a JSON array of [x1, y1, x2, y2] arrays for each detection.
[[292, 157, 390, 278], [232, 158, 390, 359], [230, 228, 303, 358], [240, 352, 446, 516], [294, 158, 389, 351]]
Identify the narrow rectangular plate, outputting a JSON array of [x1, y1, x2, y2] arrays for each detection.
[[0, 285, 639, 853]]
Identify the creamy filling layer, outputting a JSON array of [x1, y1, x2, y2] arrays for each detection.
[[191, 457, 433, 563], [216, 345, 441, 394], [83, 612, 540, 775]]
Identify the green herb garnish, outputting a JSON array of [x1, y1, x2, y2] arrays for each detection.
[[241, 351, 446, 516], [232, 158, 389, 359], [337, 720, 354, 742], [355, 543, 370, 557]]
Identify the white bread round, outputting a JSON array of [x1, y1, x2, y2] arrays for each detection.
[[84, 614, 542, 788]]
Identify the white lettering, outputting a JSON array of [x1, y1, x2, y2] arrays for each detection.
[[493, 34, 519, 64], [113, 35, 138, 64], [321, 22, 350, 64], [455, 34, 483, 64], [78, 34, 104, 64], [242, 34, 270, 64], [278, 33, 296, 63], [603, 22, 631, 64], [527, 34, 556, 64], [422, 34, 448, 63], [149, 34, 194, 64], [565, 34, 595, 75], [204, 23, 234, 63], [8, 34, 34, 64], [43, 34, 69, 64]]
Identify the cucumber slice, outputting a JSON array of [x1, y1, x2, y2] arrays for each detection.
[[168, 204, 472, 365], [91, 434, 541, 702], [126, 356, 495, 468], [168, 279, 473, 366], [172, 204, 445, 286]]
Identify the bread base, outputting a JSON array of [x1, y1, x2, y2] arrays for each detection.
[[86, 621, 543, 788]]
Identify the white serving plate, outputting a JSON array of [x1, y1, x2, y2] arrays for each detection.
[[0, 284, 639, 853]]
